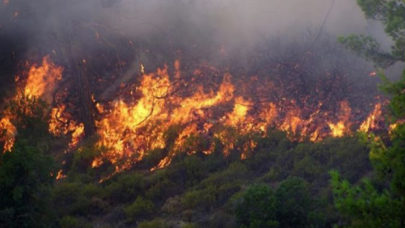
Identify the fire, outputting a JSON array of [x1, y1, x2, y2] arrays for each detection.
[[328, 101, 352, 137], [359, 103, 382, 132], [95, 63, 235, 172], [91, 60, 389, 175], [0, 117, 17, 152], [226, 97, 252, 127], [56, 170, 66, 180], [49, 105, 85, 149], [280, 108, 304, 136], [0, 56, 64, 152], [140, 63, 145, 74], [23, 56, 63, 102], [0, 55, 389, 178], [328, 122, 346, 137]]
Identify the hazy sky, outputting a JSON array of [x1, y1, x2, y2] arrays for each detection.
[[94, 0, 389, 50]]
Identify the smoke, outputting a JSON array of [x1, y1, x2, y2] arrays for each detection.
[[0, 0, 393, 101], [0, 0, 383, 54], [100, 0, 374, 53]]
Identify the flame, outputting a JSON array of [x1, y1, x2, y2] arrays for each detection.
[[0, 56, 63, 152], [140, 63, 145, 74], [0, 117, 17, 152], [91, 60, 389, 176], [2, 56, 387, 178], [328, 101, 352, 137], [96, 64, 234, 172], [359, 103, 382, 132], [226, 97, 252, 127], [280, 108, 304, 136], [49, 105, 85, 149], [23, 56, 63, 102], [56, 170, 66, 180], [328, 122, 346, 137]]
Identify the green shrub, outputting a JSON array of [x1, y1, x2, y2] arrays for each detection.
[[145, 177, 177, 201], [0, 141, 56, 228], [59, 216, 92, 228], [52, 182, 101, 216], [137, 219, 168, 228], [181, 223, 199, 228], [181, 186, 216, 211], [274, 177, 314, 228], [184, 155, 208, 187], [235, 184, 278, 228], [236, 177, 324, 228], [104, 173, 145, 202], [199, 162, 247, 188], [124, 196, 155, 222], [292, 155, 323, 182], [143, 148, 167, 168]]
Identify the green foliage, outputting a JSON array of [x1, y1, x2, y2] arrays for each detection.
[[184, 155, 208, 187], [332, 1, 405, 227], [338, 35, 397, 68], [104, 172, 145, 202], [5, 96, 50, 144], [59, 216, 92, 228], [340, 0, 405, 68], [235, 184, 278, 228], [182, 186, 217, 211], [274, 177, 321, 228], [137, 219, 168, 228], [0, 141, 57, 228], [330, 171, 405, 228], [124, 196, 155, 222], [236, 177, 324, 228], [143, 148, 167, 168], [52, 182, 103, 216], [145, 175, 177, 201], [181, 223, 199, 228]]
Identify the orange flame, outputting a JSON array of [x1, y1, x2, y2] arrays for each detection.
[[0, 117, 17, 152], [0, 56, 63, 152], [91, 60, 388, 177], [49, 105, 85, 149], [56, 170, 66, 180], [23, 56, 63, 102], [359, 103, 382, 132]]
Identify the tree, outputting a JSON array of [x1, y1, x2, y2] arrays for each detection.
[[274, 177, 315, 228], [0, 141, 57, 228], [235, 184, 278, 228], [235, 177, 322, 228], [0, 97, 57, 228], [331, 1, 405, 227]]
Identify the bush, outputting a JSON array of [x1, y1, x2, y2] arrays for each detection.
[[181, 223, 199, 228], [0, 141, 56, 228], [124, 196, 155, 222], [59, 216, 92, 228], [184, 155, 208, 187], [137, 219, 168, 228], [104, 172, 145, 202], [235, 184, 278, 228], [236, 177, 324, 228], [52, 182, 102, 216], [145, 176, 177, 201], [274, 177, 313, 227], [181, 186, 216, 211]]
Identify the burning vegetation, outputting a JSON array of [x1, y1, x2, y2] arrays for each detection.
[[0, 41, 388, 179], [2, 1, 405, 228]]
